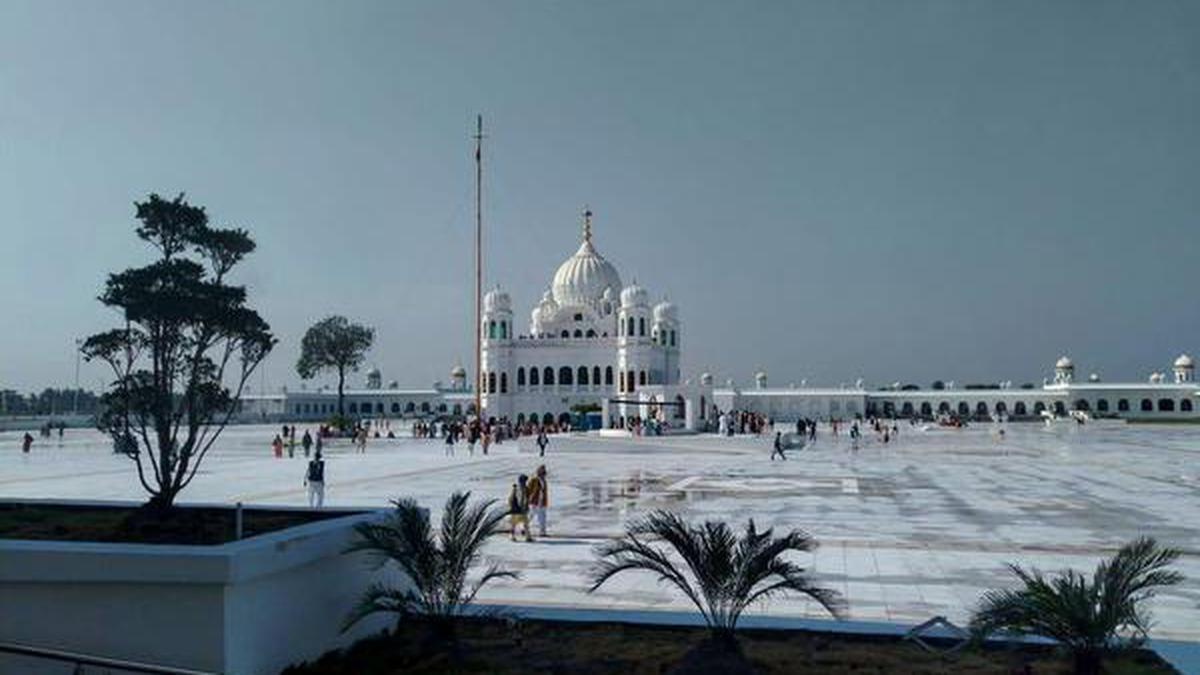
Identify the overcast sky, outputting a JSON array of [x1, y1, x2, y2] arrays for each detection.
[[1, 1, 1197, 394]]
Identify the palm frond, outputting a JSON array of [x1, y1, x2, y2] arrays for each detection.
[[343, 492, 515, 630], [591, 510, 843, 635], [970, 537, 1184, 660]]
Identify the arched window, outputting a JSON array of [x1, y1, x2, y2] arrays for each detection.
[[517, 367, 526, 387], [487, 372, 496, 394], [1014, 401, 1027, 416], [530, 368, 540, 386], [700, 395, 707, 420], [674, 395, 686, 419], [500, 322, 508, 339], [638, 317, 646, 336], [995, 401, 1007, 415], [1118, 399, 1129, 412], [938, 402, 951, 414], [957, 401, 970, 416], [1054, 401, 1066, 415], [670, 330, 676, 346], [921, 402, 933, 416], [557, 412, 571, 426], [639, 370, 647, 386], [420, 402, 431, 413], [1158, 399, 1175, 412], [619, 371, 626, 392], [500, 372, 508, 394], [559, 366, 573, 386], [586, 329, 596, 338], [573, 329, 583, 338], [560, 330, 569, 338], [975, 401, 988, 417], [544, 367, 555, 386], [542, 413, 555, 426], [391, 402, 400, 414], [626, 317, 634, 336], [627, 370, 636, 392], [1141, 399, 1153, 411], [1033, 401, 1046, 415], [405, 401, 416, 413], [605, 366, 614, 385], [437, 403, 447, 412], [593, 366, 601, 385], [516, 413, 525, 426], [1182, 399, 1194, 412], [349, 402, 358, 414], [1096, 399, 1109, 412], [578, 366, 589, 386], [1074, 399, 1089, 411]]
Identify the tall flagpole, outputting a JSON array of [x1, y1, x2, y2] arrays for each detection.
[[473, 115, 483, 420]]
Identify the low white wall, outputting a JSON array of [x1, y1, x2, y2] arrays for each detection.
[[0, 501, 396, 675]]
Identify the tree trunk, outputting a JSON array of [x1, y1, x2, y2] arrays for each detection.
[[337, 367, 346, 417], [1072, 648, 1102, 675]]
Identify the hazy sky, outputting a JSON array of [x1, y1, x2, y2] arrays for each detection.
[[1, 1, 1198, 393]]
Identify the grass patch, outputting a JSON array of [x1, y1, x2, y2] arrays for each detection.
[[0, 502, 350, 545], [283, 617, 1177, 674]]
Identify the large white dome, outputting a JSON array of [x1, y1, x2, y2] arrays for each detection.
[[551, 237, 622, 309], [1174, 354, 1193, 368]]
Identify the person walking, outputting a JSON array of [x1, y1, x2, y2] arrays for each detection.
[[527, 465, 549, 537], [301, 429, 313, 458], [271, 434, 284, 458], [315, 431, 324, 457], [22, 432, 33, 454], [536, 429, 549, 457], [444, 429, 455, 457], [304, 451, 326, 508], [287, 428, 296, 458], [771, 431, 787, 461], [481, 429, 491, 456], [507, 474, 533, 542]]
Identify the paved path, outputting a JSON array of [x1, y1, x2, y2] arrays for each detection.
[[2, 422, 1198, 641]]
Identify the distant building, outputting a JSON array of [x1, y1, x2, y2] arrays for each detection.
[[237, 210, 1196, 427]]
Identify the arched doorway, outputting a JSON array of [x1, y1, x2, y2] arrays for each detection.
[[1014, 401, 1026, 417], [1158, 399, 1176, 412]]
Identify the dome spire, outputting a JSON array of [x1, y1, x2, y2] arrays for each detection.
[[582, 206, 593, 243]]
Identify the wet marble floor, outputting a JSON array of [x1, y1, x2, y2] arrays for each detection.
[[2, 421, 1198, 640]]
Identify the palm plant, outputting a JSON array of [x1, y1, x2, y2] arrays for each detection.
[[589, 510, 845, 646], [970, 537, 1183, 675], [343, 491, 516, 641]]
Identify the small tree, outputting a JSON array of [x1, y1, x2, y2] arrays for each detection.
[[970, 537, 1183, 675], [82, 193, 274, 512], [296, 315, 374, 417], [590, 511, 845, 658], [343, 491, 516, 643]]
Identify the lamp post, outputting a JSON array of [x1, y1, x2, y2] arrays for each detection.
[[73, 338, 83, 416]]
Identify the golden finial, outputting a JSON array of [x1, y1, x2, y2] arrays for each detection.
[[582, 206, 593, 243]]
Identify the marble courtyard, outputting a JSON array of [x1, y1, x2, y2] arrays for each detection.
[[3, 422, 1198, 641]]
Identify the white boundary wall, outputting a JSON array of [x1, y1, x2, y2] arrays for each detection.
[[0, 500, 397, 675]]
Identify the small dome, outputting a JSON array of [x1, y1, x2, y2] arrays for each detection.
[[602, 287, 614, 301], [1174, 354, 1194, 369], [1055, 356, 1074, 369], [1088, 373, 1100, 383], [450, 364, 466, 378], [700, 372, 713, 386], [1150, 372, 1164, 384], [653, 299, 678, 323], [367, 367, 381, 378], [483, 286, 511, 313], [620, 281, 648, 308]]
